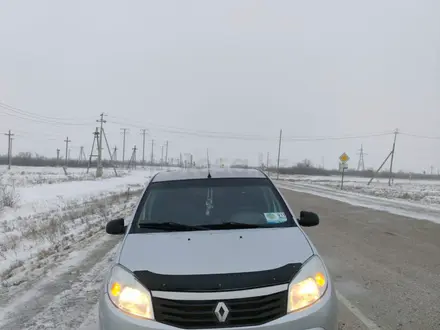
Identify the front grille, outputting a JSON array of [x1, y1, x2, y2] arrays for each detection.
[[153, 291, 287, 329]]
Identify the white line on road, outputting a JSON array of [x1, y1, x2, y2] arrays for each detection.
[[336, 290, 382, 330]]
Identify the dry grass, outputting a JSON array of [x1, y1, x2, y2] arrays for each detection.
[[0, 188, 143, 283], [0, 183, 20, 209]]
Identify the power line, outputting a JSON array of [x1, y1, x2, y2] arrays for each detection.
[[107, 115, 266, 138], [107, 115, 398, 141], [108, 118, 395, 141], [283, 132, 394, 141], [9, 131, 59, 142], [0, 108, 91, 127], [107, 120, 270, 140], [6, 124, 432, 143], [399, 132, 440, 140], [2, 102, 436, 143], [5, 128, 68, 140], [0, 102, 398, 143], [0, 101, 94, 122]]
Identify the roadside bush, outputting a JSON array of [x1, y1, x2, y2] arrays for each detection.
[[0, 183, 20, 209]]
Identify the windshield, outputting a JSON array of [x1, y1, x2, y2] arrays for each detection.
[[132, 178, 295, 231]]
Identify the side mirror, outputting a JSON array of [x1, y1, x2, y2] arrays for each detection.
[[106, 218, 126, 235], [298, 211, 319, 227]]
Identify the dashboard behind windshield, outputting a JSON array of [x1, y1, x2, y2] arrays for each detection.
[[132, 178, 296, 232]]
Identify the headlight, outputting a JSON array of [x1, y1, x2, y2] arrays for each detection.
[[107, 264, 154, 320], [287, 256, 328, 313]]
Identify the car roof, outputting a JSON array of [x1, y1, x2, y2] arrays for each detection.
[[151, 168, 267, 183]]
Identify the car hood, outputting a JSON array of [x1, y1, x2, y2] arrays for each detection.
[[118, 227, 313, 275]]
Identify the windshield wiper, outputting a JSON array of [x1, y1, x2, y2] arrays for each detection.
[[204, 222, 268, 229], [138, 222, 209, 231]]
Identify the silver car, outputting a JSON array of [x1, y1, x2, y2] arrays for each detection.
[[99, 168, 337, 330]]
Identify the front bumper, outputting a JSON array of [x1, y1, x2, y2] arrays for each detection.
[[99, 282, 337, 330]]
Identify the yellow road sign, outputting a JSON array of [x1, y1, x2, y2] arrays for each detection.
[[339, 152, 350, 163]]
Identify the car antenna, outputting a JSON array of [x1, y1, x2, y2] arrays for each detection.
[[207, 148, 211, 178]]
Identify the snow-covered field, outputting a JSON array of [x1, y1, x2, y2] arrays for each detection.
[[276, 174, 440, 224], [0, 165, 171, 330], [278, 174, 440, 206], [0, 167, 160, 281], [0, 165, 130, 188]]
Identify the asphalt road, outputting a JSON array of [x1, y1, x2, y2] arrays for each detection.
[[3, 187, 438, 330], [280, 187, 440, 330]]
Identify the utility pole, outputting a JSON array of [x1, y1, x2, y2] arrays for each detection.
[[112, 146, 118, 162], [368, 130, 399, 186], [78, 146, 85, 163], [133, 145, 137, 169], [96, 113, 107, 177], [266, 152, 270, 176], [128, 145, 137, 169], [140, 129, 147, 166], [87, 128, 100, 173], [161, 145, 164, 166], [9, 137, 13, 169], [276, 129, 282, 180], [56, 149, 60, 166], [388, 129, 398, 186], [165, 141, 169, 165], [357, 144, 367, 171], [121, 128, 129, 165], [150, 139, 154, 165], [64, 136, 71, 166], [4, 130, 14, 170]]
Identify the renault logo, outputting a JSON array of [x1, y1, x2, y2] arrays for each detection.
[[214, 302, 229, 322]]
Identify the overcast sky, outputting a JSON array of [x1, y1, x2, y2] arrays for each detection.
[[0, 0, 439, 172]]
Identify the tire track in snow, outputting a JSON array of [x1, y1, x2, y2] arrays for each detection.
[[77, 303, 100, 330], [1, 235, 121, 330]]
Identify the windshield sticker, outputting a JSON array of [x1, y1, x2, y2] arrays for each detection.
[[264, 212, 287, 224]]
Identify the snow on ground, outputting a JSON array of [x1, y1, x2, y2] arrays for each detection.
[[0, 167, 170, 287], [0, 165, 174, 330], [78, 304, 100, 330], [0, 165, 130, 188], [276, 179, 440, 224], [16, 238, 120, 330], [0, 167, 161, 223], [0, 168, 437, 329], [0, 233, 122, 330], [278, 174, 440, 206]]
